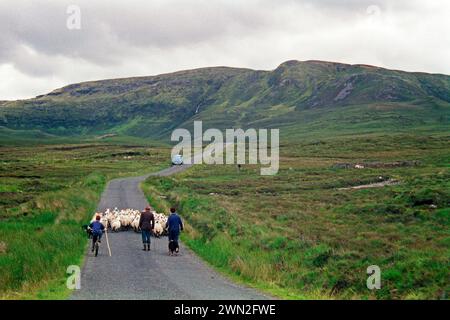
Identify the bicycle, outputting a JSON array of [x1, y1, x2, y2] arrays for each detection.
[[89, 228, 103, 257]]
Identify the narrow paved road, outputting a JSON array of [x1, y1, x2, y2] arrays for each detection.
[[71, 163, 270, 300]]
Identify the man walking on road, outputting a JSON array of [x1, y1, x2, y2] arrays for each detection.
[[139, 206, 154, 251], [166, 207, 184, 255]]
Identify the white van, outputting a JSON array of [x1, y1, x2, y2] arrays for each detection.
[[171, 154, 184, 165]]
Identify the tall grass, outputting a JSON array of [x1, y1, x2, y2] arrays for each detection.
[[0, 173, 104, 299], [142, 133, 449, 299]]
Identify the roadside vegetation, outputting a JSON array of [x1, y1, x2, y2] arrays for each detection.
[[143, 133, 449, 299], [0, 142, 168, 299]]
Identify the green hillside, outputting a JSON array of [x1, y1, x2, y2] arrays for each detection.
[[1, 60, 449, 141]]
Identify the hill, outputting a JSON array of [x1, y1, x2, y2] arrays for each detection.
[[1, 60, 449, 141]]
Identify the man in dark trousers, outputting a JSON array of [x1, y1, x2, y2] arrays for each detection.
[[166, 207, 184, 255], [139, 206, 154, 251]]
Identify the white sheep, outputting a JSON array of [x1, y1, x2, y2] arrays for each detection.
[[100, 217, 109, 229], [120, 215, 130, 229], [90, 208, 168, 234], [153, 222, 164, 237], [131, 216, 140, 232], [111, 219, 121, 232]]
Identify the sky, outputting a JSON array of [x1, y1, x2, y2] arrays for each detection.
[[0, 0, 449, 100]]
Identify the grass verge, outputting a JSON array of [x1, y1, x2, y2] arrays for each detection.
[[142, 133, 449, 299]]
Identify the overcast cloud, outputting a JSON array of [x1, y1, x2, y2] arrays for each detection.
[[0, 0, 449, 100]]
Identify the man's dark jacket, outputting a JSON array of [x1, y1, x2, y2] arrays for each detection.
[[139, 211, 155, 231], [166, 213, 184, 234], [89, 221, 105, 235]]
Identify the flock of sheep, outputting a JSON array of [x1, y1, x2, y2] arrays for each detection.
[[91, 208, 169, 237]]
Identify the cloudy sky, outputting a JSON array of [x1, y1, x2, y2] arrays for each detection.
[[1, 0, 449, 100]]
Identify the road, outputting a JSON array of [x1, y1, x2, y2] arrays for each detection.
[[71, 163, 270, 300]]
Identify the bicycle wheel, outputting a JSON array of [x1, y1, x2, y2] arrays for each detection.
[[95, 241, 99, 257]]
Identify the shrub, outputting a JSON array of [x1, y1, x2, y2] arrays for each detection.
[[405, 188, 448, 207]]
